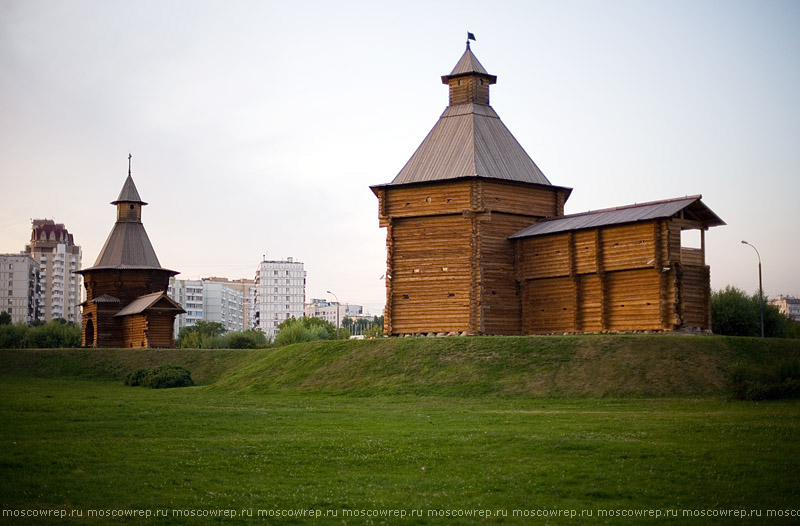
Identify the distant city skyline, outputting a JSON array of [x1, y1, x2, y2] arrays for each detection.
[[1, 0, 798, 314]]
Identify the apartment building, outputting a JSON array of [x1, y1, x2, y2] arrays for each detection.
[[25, 219, 82, 323], [168, 277, 246, 336], [305, 298, 363, 328], [254, 257, 306, 339], [0, 253, 41, 324], [770, 295, 800, 322]]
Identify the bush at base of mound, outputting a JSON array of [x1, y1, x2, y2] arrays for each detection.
[[728, 360, 800, 401], [124, 365, 195, 389]]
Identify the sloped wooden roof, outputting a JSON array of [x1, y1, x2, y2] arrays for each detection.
[[81, 173, 175, 273], [510, 195, 726, 239], [387, 103, 551, 186], [115, 291, 185, 317], [112, 174, 147, 205], [79, 293, 120, 307], [376, 47, 552, 188], [90, 221, 164, 270], [443, 47, 495, 80]]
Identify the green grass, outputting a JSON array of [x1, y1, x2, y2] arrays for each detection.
[[1, 336, 800, 524]]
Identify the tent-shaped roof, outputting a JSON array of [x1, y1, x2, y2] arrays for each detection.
[[510, 195, 726, 239], [81, 171, 176, 274], [112, 173, 147, 205], [89, 221, 164, 270], [387, 103, 552, 186], [115, 291, 185, 317], [376, 46, 554, 188], [442, 46, 495, 80]]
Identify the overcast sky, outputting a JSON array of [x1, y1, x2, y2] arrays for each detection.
[[1, 0, 798, 315]]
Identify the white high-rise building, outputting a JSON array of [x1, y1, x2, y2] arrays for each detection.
[[254, 257, 306, 339], [0, 253, 41, 324], [25, 220, 81, 323], [168, 277, 246, 336]]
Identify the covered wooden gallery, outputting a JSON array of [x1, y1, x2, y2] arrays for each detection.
[[78, 167, 184, 348], [372, 44, 725, 336]]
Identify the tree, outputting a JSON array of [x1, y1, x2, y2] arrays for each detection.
[[711, 286, 794, 338], [712, 286, 759, 336], [0, 311, 11, 325], [176, 321, 227, 348]]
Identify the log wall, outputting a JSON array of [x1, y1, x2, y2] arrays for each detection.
[[516, 220, 712, 334], [378, 179, 566, 335], [387, 215, 473, 334], [122, 315, 148, 348], [81, 268, 174, 348]]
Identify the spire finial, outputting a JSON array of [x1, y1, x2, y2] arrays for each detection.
[[466, 31, 476, 50], [128, 153, 132, 177]]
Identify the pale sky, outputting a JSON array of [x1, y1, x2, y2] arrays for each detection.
[[1, 0, 798, 315]]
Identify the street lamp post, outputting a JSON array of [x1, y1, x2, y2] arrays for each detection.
[[741, 241, 764, 338], [326, 290, 340, 340]]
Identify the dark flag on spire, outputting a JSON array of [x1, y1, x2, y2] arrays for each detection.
[[466, 31, 476, 49]]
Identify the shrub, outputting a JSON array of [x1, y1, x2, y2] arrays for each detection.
[[124, 368, 148, 386], [728, 361, 800, 401], [0, 323, 28, 348], [124, 365, 194, 389], [274, 317, 336, 346], [225, 330, 267, 349]]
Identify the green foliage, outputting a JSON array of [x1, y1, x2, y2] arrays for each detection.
[[24, 321, 81, 348], [225, 330, 268, 349], [341, 315, 384, 338], [712, 286, 759, 336], [0, 311, 11, 325], [711, 286, 794, 338], [177, 323, 268, 349], [363, 324, 384, 339], [0, 320, 80, 348], [176, 321, 228, 348], [274, 316, 338, 346], [124, 365, 195, 389], [0, 323, 28, 348], [728, 360, 800, 400]]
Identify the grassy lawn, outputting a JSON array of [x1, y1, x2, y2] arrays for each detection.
[[1, 376, 799, 524]]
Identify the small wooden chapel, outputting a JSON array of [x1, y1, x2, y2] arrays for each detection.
[[78, 160, 184, 348], [372, 42, 725, 336]]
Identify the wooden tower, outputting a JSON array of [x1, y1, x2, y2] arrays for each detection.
[[78, 163, 184, 348], [372, 44, 571, 336]]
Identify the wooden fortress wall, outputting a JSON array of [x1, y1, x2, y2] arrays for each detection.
[[375, 179, 568, 336], [515, 219, 711, 334]]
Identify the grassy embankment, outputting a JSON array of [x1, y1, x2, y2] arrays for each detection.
[[2, 334, 799, 396], [1, 335, 800, 524]]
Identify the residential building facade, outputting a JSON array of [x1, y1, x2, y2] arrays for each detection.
[[0, 253, 41, 324], [168, 277, 247, 336], [254, 257, 306, 339], [305, 298, 363, 328], [770, 295, 800, 322], [25, 219, 82, 323]]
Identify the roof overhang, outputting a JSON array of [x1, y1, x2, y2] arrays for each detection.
[[510, 195, 725, 240]]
